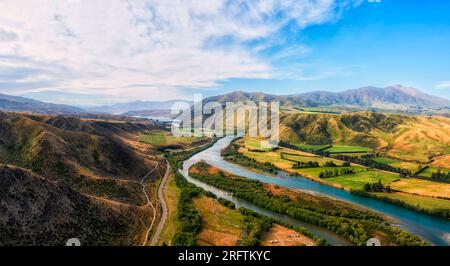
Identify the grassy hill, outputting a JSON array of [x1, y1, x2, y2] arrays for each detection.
[[280, 112, 450, 163]]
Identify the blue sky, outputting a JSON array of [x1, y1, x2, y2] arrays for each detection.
[[205, 0, 450, 99], [0, 0, 449, 105]]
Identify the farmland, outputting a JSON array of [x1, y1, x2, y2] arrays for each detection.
[[390, 178, 450, 199], [189, 161, 428, 246], [240, 141, 399, 190], [280, 112, 450, 163], [324, 171, 399, 190], [324, 145, 371, 154], [291, 143, 331, 151], [260, 224, 316, 246], [243, 138, 275, 151], [139, 130, 202, 147], [417, 167, 450, 178], [193, 196, 245, 246], [371, 157, 400, 165], [374, 192, 450, 211], [237, 137, 450, 212]]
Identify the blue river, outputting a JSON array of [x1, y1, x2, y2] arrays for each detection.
[[181, 137, 450, 246]]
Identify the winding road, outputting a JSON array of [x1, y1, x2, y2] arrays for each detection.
[[140, 162, 159, 246], [150, 161, 170, 246]]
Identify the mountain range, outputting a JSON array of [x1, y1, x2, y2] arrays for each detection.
[[2, 85, 450, 116], [86, 100, 193, 115], [203, 85, 450, 110], [0, 93, 84, 115]]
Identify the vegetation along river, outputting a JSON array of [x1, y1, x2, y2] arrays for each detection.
[[181, 137, 450, 246]]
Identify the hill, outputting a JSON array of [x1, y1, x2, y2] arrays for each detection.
[[0, 111, 168, 245], [87, 100, 192, 115], [0, 112, 164, 204], [294, 85, 450, 110], [0, 93, 84, 115], [279, 112, 450, 163], [202, 86, 450, 111], [0, 165, 148, 246]]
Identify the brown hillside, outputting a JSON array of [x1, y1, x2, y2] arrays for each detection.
[[280, 112, 450, 163], [0, 165, 149, 246]]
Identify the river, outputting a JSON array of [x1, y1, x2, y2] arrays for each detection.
[[181, 137, 450, 246]]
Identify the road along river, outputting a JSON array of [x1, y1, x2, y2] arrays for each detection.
[[181, 137, 450, 246]]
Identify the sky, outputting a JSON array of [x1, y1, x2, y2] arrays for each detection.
[[0, 0, 450, 106]]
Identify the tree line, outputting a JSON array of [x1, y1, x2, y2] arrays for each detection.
[[319, 168, 356, 178], [189, 161, 427, 246], [430, 170, 450, 182], [279, 141, 413, 177]]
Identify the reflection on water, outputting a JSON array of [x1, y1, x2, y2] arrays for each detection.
[[182, 137, 450, 246]]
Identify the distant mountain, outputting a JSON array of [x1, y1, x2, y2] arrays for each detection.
[[87, 100, 192, 115], [293, 85, 450, 109], [203, 86, 450, 110], [122, 109, 177, 118], [0, 93, 84, 114]]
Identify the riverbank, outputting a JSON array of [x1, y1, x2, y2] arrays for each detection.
[[189, 161, 428, 246], [183, 137, 450, 245], [231, 138, 450, 220]]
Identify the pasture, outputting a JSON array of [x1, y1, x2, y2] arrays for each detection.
[[390, 178, 450, 199], [374, 192, 450, 211], [139, 130, 201, 146], [193, 196, 245, 246], [325, 170, 400, 190], [324, 145, 371, 154]]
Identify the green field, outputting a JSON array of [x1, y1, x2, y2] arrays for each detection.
[[139, 130, 201, 146], [418, 167, 450, 178], [374, 192, 450, 211], [282, 152, 322, 161], [326, 170, 400, 190], [390, 161, 424, 172], [242, 144, 399, 191], [292, 106, 341, 115], [324, 145, 371, 154], [369, 157, 426, 173], [292, 143, 331, 151], [245, 149, 343, 169], [244, 138, 274, 151]]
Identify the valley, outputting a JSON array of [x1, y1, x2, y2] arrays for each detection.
[[1, 86, 450, 247], [177, 137, 450, 246]]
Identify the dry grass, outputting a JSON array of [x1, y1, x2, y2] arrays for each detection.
[[386, 116, 450, 163], [265, 184, 298, 201], [431, 155, 450, 169], [390, 178, 450, 199], [193, 196, 245, 246], [260, 224, 316, 246]]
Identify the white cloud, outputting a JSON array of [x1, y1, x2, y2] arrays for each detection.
[[436, 81, 450, 90], [0, 0, 359, 102]]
